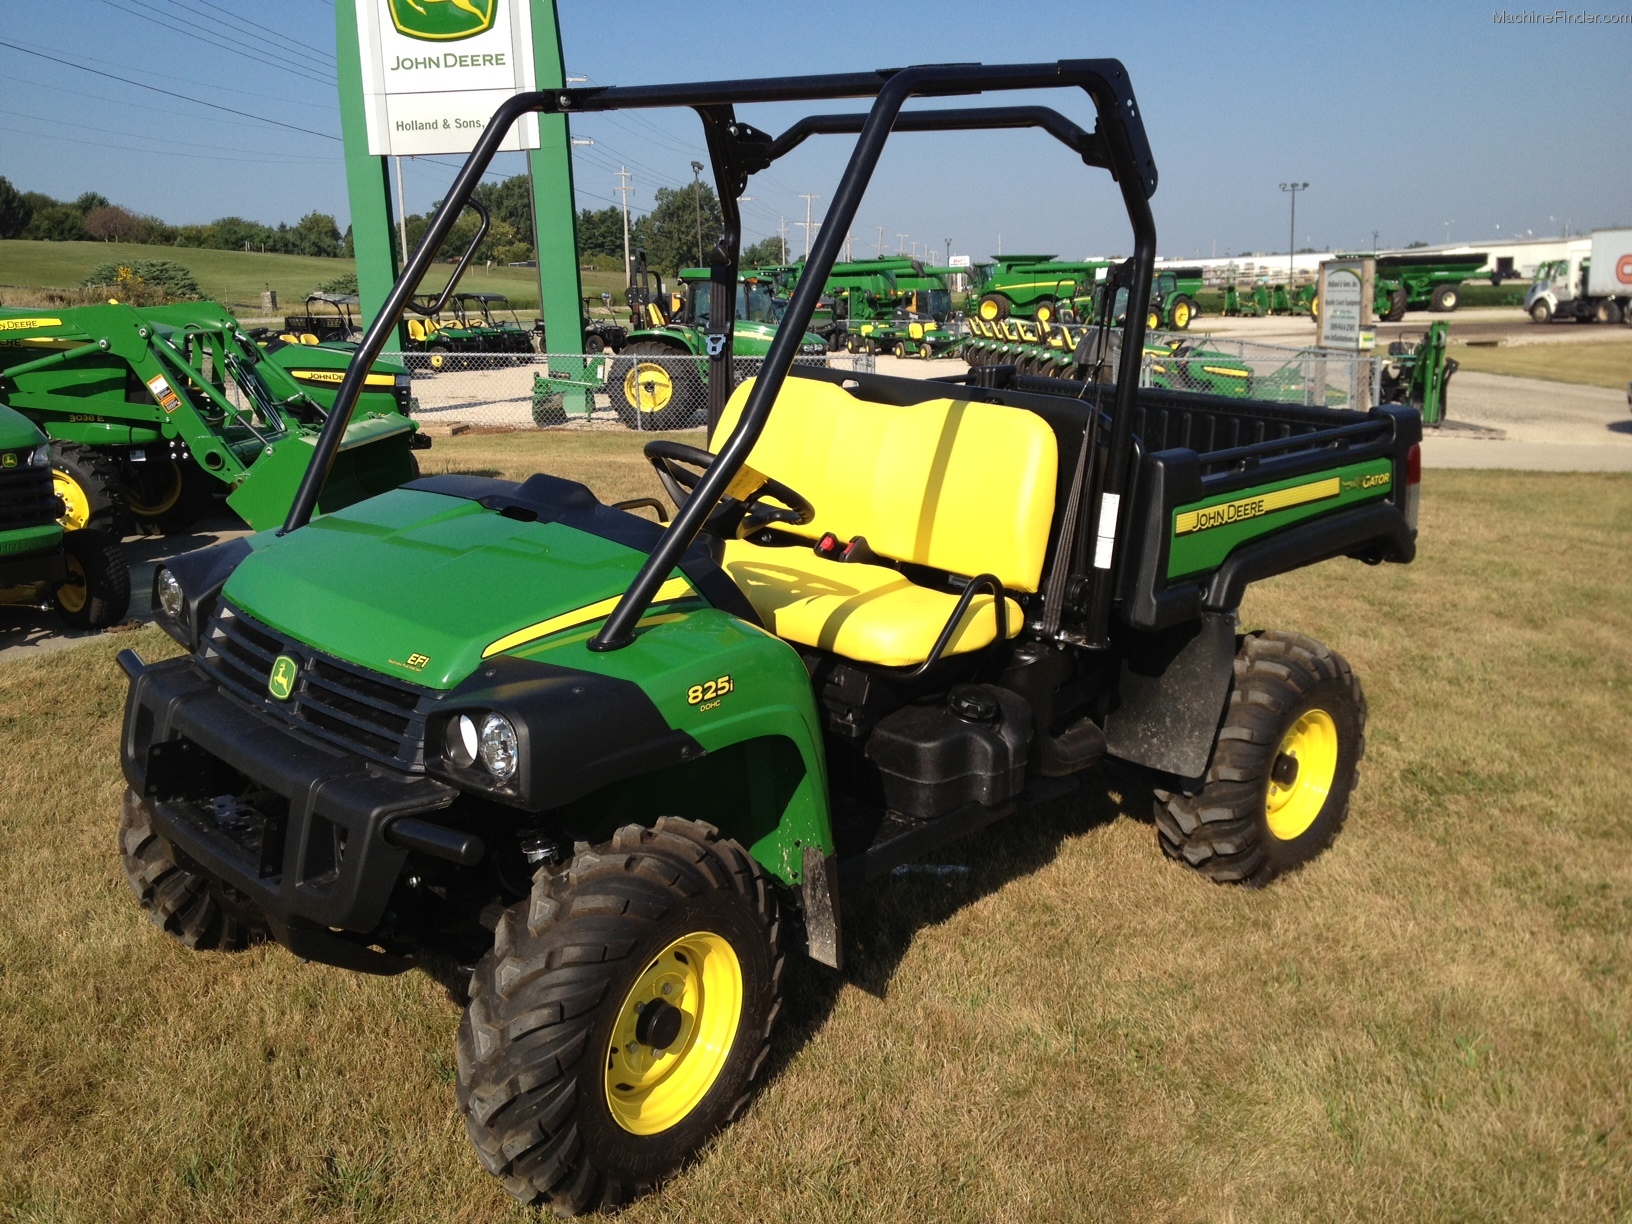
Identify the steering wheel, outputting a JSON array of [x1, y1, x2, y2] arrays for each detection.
[[643, 439, 815, 539]]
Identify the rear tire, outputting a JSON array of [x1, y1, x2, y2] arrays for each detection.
[[609, 341, 697, 432], [1430, 284, 1459, 313], [54, 528, 129, 629], [1383, 288, 1409, 322], [1154, 630, 1366, 886], [50, 442, 125, 534], [118, 789, 266, 951], [458, 818, 783, 1214]]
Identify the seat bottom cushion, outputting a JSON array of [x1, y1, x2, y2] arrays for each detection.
[[722, 540, 1022, 669]]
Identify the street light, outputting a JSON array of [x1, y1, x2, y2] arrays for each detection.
[[1279, 181, 1308, 289], [690, 160, 705, 266]]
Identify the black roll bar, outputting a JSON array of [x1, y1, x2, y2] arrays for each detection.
[[279, 60, 1160, 653]]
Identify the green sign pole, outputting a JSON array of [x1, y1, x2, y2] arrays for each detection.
[[334, 1, 403, 347], [527, 2, 585, 358]]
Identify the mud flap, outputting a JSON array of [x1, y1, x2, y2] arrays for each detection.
[[227, 416, 418, 530], [1102, 611, 1236, 781]]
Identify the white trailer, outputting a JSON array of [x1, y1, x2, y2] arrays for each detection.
[[1525, 229, 1632, 324]]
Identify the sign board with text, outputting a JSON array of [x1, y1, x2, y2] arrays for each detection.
[[355, 0, 540, 156], [1316, 257, 1375, 351]]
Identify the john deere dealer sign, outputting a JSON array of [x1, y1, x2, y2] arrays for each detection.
[[355, 0, 539, 156]]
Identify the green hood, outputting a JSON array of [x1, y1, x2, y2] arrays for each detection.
[[0, 403, 45, 451], [223, 487, 685, 690]]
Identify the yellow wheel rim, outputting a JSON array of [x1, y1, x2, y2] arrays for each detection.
[[626, 362, 674, 413], [1148, 309, 1161, 331], [978, 298, 1000, 321], [126, 460, 184, 518], [1265, 708, 1339, 841], [1036, 301, 1054, 323], [605, 931, 743, 1136], [57, 552, 88, 614], [53, 470, 93, 532], [1174, 301, 1191, 329]]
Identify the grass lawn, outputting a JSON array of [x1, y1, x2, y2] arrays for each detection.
[[0, 239, 626, 317], [1, 440, 1629, 1221], [1454, 337, 1632, 391]]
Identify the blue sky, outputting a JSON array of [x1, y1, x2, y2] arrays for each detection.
[[2, 0, 1627, 261]]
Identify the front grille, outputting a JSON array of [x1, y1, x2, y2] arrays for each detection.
[[0, 466, 58, 532], [196, 602, 436, 770]]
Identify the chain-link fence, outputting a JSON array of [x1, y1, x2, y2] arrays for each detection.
[[1141, 332, 1383, 410], [393, 350, 874, 431]]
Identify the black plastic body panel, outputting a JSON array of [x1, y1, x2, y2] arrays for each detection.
[[1102, 612, 1236, 780], [122, 654, 455, 952]]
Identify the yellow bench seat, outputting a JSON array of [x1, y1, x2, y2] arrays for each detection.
[[711, 377, 1058, 669], [721, 542, 1023, 668]]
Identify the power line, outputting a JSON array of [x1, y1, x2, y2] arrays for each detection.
[[97, 0, 338, 87], [171, 0, 339, 63], [6, 126, 339, 167], [0, 40, 342, 141], [0, 107, 332, 161], [0, 35, 340, 111], [4, 71, 326, 134]]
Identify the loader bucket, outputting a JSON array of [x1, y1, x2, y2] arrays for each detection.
[[227, 416, 418, 531]]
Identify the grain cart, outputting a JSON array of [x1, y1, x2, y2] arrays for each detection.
[[0, 302, 420, 534], [0, 401, 128, 628], [1372, 252, 1488, 319], [115, 61, 1422, 1215]]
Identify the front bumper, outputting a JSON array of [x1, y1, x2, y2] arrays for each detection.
[[121, 652, 456, 971]]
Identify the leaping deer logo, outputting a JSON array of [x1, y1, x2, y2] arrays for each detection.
[[387, 0, 496, 41]]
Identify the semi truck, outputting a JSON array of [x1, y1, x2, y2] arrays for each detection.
[[1524, 230, 1632, 324]]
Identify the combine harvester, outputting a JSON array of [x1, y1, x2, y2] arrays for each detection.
[[0, 302, 423, 534]]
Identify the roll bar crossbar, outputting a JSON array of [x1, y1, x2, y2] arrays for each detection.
[[279, 60, 1159, 652]]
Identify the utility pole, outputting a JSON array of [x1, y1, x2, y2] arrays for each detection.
[[944, 237, 951, 265], [1371, 229, 1379, 253], [1279, 181, 1308, 286], [778, 216, 788, 264], [393, 155, 408, 264], [798, 194, 821, 258], [690, 161, 705, 266], [615, 166, 634, 284], [896, 232, 907, 254], [876, 225, 885, 257], [843, 230, 853, 261]]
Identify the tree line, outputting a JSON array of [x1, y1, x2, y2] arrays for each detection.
[[2, 173, 786, 277]]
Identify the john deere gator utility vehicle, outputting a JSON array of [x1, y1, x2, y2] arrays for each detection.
[[0, 302, 422, 535], [0, 401, 129, 629], [116, 61, 1423, 1214]]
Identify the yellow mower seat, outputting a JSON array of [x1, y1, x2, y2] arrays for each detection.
[[712, 378, 1058, 669]]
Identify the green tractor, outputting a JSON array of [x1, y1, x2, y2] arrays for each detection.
[[0, 401, 129, 630], [0, 302, 423, 535], [1145, 266, 1204, 330], [595, 254, 827, 430], [115, 62, 1422, 1215]]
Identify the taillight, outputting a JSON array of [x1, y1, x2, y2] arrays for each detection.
[[1403, 443, 1421, 530]]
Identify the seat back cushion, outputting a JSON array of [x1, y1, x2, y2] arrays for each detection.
[[713, 378, 1058, 592]]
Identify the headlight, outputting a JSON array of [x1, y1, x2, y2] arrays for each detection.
[[155, 567, 184, 620], [29, 444, 50, 468], [478, 713, 518, 780]]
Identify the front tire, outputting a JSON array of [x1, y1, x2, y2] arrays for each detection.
[[50, 442, 124, 534], [55, 528, 129, 629], [1430, 284, 1459, 312], [458, 818, 784, 1214], [118, 790, 266, 950], [1153, 630, 1366, 885]]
